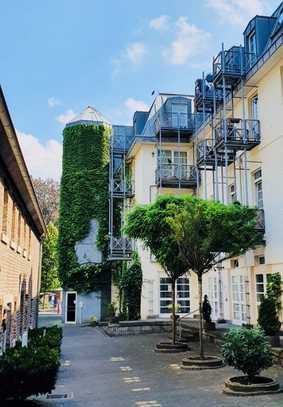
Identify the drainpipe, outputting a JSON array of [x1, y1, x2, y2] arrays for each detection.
[[35, 236, 43, 328]]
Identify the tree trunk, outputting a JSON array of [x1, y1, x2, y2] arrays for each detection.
[[198, 274, 204, 359], [172, 279, 176, 345]]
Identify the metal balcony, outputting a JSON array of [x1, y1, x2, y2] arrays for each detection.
[[111, 178, 135, 198], [197, 139, 235, 168], [213, 47, 256, 85], [156, 164, 197, 188], [154, 112, 195, 140], [108, 236, 133, 260], [214, 118, 260, 152]]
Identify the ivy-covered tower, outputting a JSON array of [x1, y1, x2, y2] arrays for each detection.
[[58, 106, 112, 322]]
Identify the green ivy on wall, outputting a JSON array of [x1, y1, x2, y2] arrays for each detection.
[[58, 124, 111, 292]]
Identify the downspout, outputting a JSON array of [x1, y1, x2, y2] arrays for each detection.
[[35, 236, 44, 328]]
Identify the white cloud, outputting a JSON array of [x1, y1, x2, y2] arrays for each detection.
[[56, 109, 77, 125], [17, 131, 62, 181], [124, 98, 149, 115], [163, 17, 211, 65], [47, 97, 61, 108], [206, 0, 269, 25], [149, 15, 170, 31], [125, 42, 147, 65]]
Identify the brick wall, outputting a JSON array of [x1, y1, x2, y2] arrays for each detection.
[[0, 175, 41, 350]]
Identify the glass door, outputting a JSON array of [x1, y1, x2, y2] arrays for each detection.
[[173, 151, 187, 179], [231, 275, 246, 325], [172, 103, 188, 128], [159, 277, 190, 315]]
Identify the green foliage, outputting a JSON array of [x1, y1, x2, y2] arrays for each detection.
[[258, 296, 281, 336], [41, 222, 61, 292], [0, 327, 62, 400], [266, 273, 282, 312], [119, 253, 142, 320], [166, 196, 263, 277], [222, 327, 273, 382], [58, 124, 111, 292]]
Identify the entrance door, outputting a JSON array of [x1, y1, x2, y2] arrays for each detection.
[[65, 292, 77, 323]]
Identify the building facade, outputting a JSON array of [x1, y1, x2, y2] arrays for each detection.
[[0, 87, 46, 351], [111, 2, 283, 325]]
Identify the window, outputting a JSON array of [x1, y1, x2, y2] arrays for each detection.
[[17, 211, 21, 247], [256, 274, 272, 305], [231, 259, 239, 268], [2, 188, 9, 234], [254, 169, 263, 209], [11, 203, 16, 242], [255, 255, 265, 265], [229, 184, 236, 203], [159, 277, 190, 314], [248, 31, 257, 61], [231, 275, 246, 322], [171, 103, 188, 128], [158, 150, 188, 179]]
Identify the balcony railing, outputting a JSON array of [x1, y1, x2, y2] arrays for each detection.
[[109, 236, 133, 259], [154, 112, 195, 134], [156, 164, 197, 186], [213, 48, 256, 80], [214, 118, 260, 148], [112, 178, 134, 196], [197, 139, 214, 163]]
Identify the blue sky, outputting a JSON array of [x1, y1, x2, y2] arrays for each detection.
[[0, 0, 279, 179]]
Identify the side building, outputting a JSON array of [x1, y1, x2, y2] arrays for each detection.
[[0, 87, 46, 351]]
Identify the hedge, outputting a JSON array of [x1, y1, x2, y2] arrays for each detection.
[[0, 326, 62, 401]]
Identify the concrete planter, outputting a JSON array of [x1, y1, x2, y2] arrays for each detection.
[[223, 376, 281, 396], [155, 341, 188, 353], [181, 355, 224, 370]]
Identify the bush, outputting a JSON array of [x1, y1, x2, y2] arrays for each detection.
[[0, 326, 62, 401], [258, 297, 281, 336], [221, 327, 273, 383]]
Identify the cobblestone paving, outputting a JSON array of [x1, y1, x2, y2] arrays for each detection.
[[23, 325, 283, 407]]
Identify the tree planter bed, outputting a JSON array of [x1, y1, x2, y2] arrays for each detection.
[[155, 342, 189, 353], [181, 355, 224, 370], [223, 376, 281, 396]]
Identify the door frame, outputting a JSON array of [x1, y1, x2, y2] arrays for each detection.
[[65, 291, 77, 324]]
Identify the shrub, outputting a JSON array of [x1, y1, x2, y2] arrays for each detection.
[[0, 327, 62, 401], [221, 327, 273, 383], [258, 297, 281, 336]]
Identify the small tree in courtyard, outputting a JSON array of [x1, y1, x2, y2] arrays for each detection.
[[166, 196, 263, 359], [124, 196, 189, 344]]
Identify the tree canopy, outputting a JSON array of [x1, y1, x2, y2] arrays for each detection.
[[41, 222, 60, 292], [32, 177, 60, 225]]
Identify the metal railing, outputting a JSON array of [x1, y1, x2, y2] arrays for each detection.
[[156, 164, 197, 184], [112, 178, 134, 196], [215, 118, 260, 145], [110, 236, 133, 255], [155, 112, 195, 133], [197, 139, 214, 163], [213, 47, 256, 78]]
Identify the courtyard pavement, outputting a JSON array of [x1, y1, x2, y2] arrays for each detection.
[[19, 323, 282, 407]]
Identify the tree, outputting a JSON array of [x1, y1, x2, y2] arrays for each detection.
[[41, 223, 60, 293], [165, 196, 263, 359], [124, 195, 189, 344], [32, 178, 60, 225], [258, 297, 281, 337]]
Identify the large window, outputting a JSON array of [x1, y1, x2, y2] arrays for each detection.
[[160, 277, 190, 314], [248, 31, 256, 60], [171, 103, 188, 128], [158, 150, 188, 178], [254, 169, 263, 209], [255, 273, 272, 306]]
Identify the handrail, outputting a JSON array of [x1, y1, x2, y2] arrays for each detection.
[[178, 308, 199, 322]]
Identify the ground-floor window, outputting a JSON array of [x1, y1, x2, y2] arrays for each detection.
[[255, 273, 272, 308], [231, 275, 246, 323], [160, 277, 190, 314]]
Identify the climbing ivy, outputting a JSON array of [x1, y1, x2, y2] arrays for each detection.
[[118, 253, 143, 320], [58, 124, 111, 292]]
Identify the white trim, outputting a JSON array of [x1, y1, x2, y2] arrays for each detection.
[[65, 291, 77, 324]]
